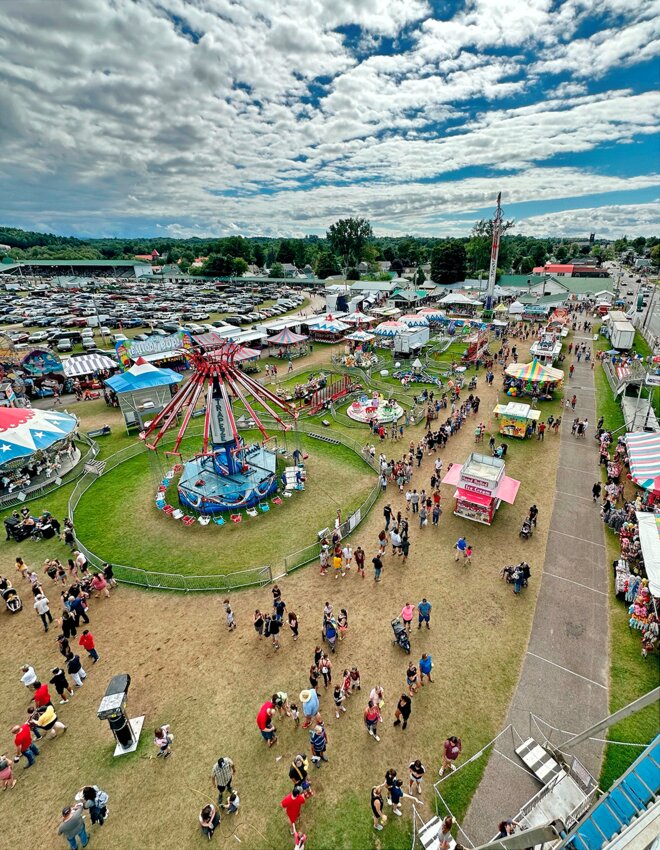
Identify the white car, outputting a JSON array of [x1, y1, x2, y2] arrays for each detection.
[[28, 331, 49, 343]]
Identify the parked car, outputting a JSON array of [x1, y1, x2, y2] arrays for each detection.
[[57, 339, 73, 352]]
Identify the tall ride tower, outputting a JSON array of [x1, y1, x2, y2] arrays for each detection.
[[484, 192, 503, 317]]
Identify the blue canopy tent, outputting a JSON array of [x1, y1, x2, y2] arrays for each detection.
[[105, 358, 183, 432]]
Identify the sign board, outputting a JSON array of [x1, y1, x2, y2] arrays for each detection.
[[461, 473, 495, 490], [645, 374, 660, 387], [21, 349, 63, 376], [209, 397, 234, 445], [116, 332, 189, 362], [348, 509, 361, 531]]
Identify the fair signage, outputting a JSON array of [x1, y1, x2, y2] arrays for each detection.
[[462, 483, 492, 496], [461, 473, 495, 490], [119, 332, 184, 359]]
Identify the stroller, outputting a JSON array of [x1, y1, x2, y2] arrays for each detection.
[[2, 586, 22, 613], [519, 517, 533, 540], [391, 618, 411, 654]]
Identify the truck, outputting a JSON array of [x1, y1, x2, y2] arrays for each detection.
[[610, 320, 635, 351]]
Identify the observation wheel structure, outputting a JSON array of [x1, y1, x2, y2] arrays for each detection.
[[141, 336, 298, 515]]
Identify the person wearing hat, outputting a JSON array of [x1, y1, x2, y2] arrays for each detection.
[[12, 721, 39, 768], [57, 802, 88, 848], [289, 754, 312, 795], [299, 688, 319, 729]]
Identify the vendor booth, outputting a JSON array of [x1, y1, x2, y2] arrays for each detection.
[[308, 316, 349, 342], [635, 512, 660, 597], [441, 452, 520, 525], [63, 353, 117, 380], [493, 401, 540, 438], [104, 358, 183, 432], [625, 432, 660, 492], [373, 320, 407, 343], [504, 359, 564, 400], [530, 331, 562, 365]]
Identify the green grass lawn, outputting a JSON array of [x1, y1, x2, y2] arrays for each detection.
[[73, 431, 376, 575]]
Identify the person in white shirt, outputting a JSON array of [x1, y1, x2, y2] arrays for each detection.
[[342, 545, 353, 571], [34, 593, 53, 632], [20, 665, 37, 688]]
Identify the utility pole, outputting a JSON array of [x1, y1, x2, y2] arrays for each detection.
[[484, 192, 502, 317]]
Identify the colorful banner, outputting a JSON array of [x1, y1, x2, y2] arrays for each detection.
[[21, 348, 63, 376], [115, 331, 187, 368]]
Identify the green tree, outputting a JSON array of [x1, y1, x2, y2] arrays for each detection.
[[315, 252, 340, 279], [555, 245, 568, 262], [632, 237, 647, 254], [519, 256, 534, 274], [613, 238, 628, 254], [202, 254, 233, 276], [232, 257, 249, 276], [346, 267, 361, 280], [650, 244, 660, 266], [253, 244, 266, 268], [327, 217, 373, 272], [430, 240, 466, 284], [269, 262, 284, 278], [277, 239, 297, 264], [415, 266, 426, 286]]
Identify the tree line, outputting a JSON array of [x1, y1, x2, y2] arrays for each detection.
[[0, 223, 657, 283]]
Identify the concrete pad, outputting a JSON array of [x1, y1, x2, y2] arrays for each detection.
[[549, 495, 603, 541], [526, 580, 608, 687], [558, 440, 600, 471], [553, 473, 600, 499], [544, 531, 608, 589]]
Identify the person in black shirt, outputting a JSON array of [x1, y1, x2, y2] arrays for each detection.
[[49, 667, 74, 704], [393, 693, 412, 729], [372, 555, 383, 582]]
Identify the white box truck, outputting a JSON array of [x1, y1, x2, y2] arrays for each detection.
[[610, 321, 635, 351]]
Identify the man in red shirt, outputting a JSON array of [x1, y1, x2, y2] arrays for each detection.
[[32, 681, 52, 708], [256, 700, 277, 747], [281, 786, 306, 831], [78, 629, 99, 663], [12, 722, 40, 767]]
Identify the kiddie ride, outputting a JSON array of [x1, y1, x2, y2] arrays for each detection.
[[141, 336, 300, 517], [347, 392, 403, 424]]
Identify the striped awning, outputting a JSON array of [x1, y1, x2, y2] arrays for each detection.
[[625, 431, 660, 491], [505, 359, 564, 383], [63, 354, 117, 377]]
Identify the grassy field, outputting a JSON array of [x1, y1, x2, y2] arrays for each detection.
[[72, 432, 376, 575]]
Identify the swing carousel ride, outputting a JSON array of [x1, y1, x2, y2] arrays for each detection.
[[140, 335, 298, 515]]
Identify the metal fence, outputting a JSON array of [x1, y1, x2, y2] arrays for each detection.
[[68, 422, 381, 592], [0, 433, 98, 511]]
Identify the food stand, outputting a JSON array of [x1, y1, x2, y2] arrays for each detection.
[[530, 331, 562, 364], [441, 452, 520, 525], [493, 401, 540, 438]]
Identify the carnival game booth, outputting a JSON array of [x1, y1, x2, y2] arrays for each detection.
[[344, 311, 376, 327], [438, 293, 481, 317], [268, 328, 309, 360], [308, 316, 349, 343], [0, 407, 79, 500], [530, 331, 562, 365], [493, 401, 540, 438], [347, 392, 403, 424], [63, 353, 117, 388], [416, 307, 446, 327], [399, 314, 430, 329], [141, 338, 298, 517], [504, 359, 564, 400], [104, 358, 183, 433], [441, 452, 520, 525]]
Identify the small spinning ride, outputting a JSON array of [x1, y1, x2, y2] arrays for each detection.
[[141, 336, 297, 515]]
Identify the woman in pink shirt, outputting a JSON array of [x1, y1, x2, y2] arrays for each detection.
[[91, 572, 110, 599], [401, 603, 415, 633]]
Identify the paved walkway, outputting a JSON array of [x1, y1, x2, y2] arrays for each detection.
[[463, 341, 610, 843]]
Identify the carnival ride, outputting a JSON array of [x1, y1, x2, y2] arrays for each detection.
[[347, 391, 403, 424], [141, 336, 299, 516]]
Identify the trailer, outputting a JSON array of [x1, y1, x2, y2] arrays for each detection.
[[610, 320, 635, 351]]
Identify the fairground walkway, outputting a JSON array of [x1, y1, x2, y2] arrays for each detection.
[[463, 339, 610, 843]]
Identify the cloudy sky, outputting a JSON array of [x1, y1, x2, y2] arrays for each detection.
[[1, 0, 658, 239]]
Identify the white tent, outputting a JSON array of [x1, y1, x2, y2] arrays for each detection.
[[438, 293, 480, 306], [508, 300, 525, 315], [635, 512, 660, 596]]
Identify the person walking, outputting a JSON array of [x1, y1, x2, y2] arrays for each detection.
[[454, 537, 467, 561], [20, 664, 37, 689], [300, 688, 319, 730], [154, 724, 173, 757], [35, 703, 67, 739], [80, 785, 109, 827], [383, 503, 392, 531], [288, 611, 299, 641], [592, 482, 602, 503], [211, 756, 235, 804], [371, 785, 387, 830], [528, 504, 538, 527], [355, 546, 365, 578], [333, 685, 347, 719], [33, 680, 53, 709], [0, 751, 16, 789], [78, 630, 99, 664], [319, 654, 332, 689], [419, 653, 433, 685], [364, 700, 382, 742], [309, 723, 328, 766], [418, 598, 431, 629], [12, 721, 39, 768], [409, 759, 425, 795], [406, 661, 419, 696], [281, 786, 306, 834], [57, 804, 89, 849], [439, 736, 462, 776], [401, 602, 415, 632], [65, 652, 87, 688], [34, 592, 53, 632], [289, 754, 312, 795], [393, 693, 412, 730], [50, 667, 74, 704], [372, 553, 383, 582]]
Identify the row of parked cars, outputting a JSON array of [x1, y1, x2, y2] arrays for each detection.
[[0, 280, 308, 353]]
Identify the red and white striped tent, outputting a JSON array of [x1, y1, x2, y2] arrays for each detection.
[[624, 431, 660, 492]]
